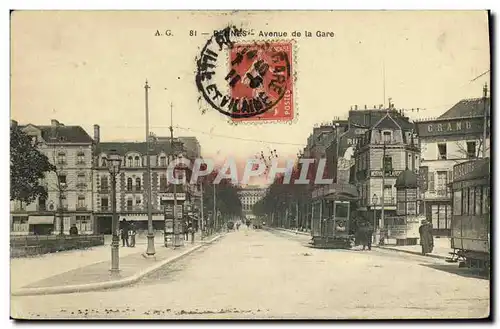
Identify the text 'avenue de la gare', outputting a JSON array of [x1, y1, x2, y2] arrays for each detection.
[[157, 29, 336, 38]]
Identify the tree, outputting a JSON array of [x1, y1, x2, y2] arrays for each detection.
[[10, 124, 55, 205]]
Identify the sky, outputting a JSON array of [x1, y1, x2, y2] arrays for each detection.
[[10, 10, 490, 164]]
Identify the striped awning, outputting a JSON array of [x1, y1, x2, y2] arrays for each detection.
[[28, 216, 55, 225]]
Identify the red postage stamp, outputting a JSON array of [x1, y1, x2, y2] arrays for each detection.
[[228, 41, 294, 123]]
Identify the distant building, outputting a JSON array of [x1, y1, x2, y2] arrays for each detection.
[[238, 186, 266, 219], [415, 97, 490, 236], [10, 119, 94, 235], [156, 136, 201, 159]]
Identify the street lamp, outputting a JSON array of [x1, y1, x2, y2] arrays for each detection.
[[372, 194, 378, 229], [107, 149, 122, 273]]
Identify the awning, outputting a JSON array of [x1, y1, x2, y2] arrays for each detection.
[[28, 216, 55, 225], [120, 215, 165, 222]]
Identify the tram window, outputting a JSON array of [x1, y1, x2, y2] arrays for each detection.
[[335, 203, 349, 218], [482, 186, 490, 214], [469, 188, 475, 215], [475, 186, 482, 215], [453, 191, 462, 215], [462, 189, 468, 215]]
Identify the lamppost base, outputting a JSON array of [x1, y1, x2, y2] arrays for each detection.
[[145, 233, 156, 256], [109, 269, 120, 274]]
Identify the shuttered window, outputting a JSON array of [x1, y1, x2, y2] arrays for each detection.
[[428, 171, 435, 192]]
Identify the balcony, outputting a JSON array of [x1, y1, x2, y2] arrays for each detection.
[[100, 206, 110, 212], [99, 187, 109, 193], [76, 160, 86, 166], [76, 205, 88, 211], [135, 187, 142, 192], [76, 182, 87, 190]]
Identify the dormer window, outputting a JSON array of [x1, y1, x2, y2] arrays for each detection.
[[383, 131, 392, 143], [101, 157, 107, 167], [135, 156, 140, 167], [128, 156, 133, 167]]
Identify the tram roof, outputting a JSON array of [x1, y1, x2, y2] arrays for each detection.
[[453, 158, 490, 183]]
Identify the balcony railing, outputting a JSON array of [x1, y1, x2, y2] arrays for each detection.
[[100, 206, 110, 211], [99, 187, 109, 193], [76, 205, 88, 211], [76, 183, 87, 189]]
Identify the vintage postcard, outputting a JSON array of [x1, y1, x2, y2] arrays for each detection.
[[10, 10, 490, 320]]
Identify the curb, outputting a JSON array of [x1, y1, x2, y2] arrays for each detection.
[[11, 235, 223, 297], [271, 227, 311, 237], [373, 246, 447, 260]]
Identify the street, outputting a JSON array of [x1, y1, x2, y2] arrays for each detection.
[[11, 228, 489, 319]]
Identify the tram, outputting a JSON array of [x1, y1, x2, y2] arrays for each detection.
[[310, 183, 358, 248], [448, 158, 490, 269]]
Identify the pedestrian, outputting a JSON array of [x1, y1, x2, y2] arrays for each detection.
[[121, 218, 129, 247], [183, 220, 189, 242], [189, 221, 195, 244], [129, 222, 136, 247], [365, 221, 374, 251], [419, 220, 434, 255], [357, 222, 368, 250], [69, 224, 78, 236]]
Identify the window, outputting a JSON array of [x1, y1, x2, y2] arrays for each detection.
[[436, 171, 447, 196], [469, 188, 475, 215], [57, 152, 66, 164], [76, 215, 92, 233], [136, 197, 142, 208], [59, 174, 67, 185], [160, 174, 167, 191], [384, 185, 393, 204], [77, 196, 86, 209], [136, 178, 141, 191], [135, 156, 140, 167], [127, 178, 133, 191], [77, 151, 85, 164], [12, 216, 28, 232], [101, 157, 107, 167], [383, 131, 391, 143], [453, 191, 462, 215], [383, 156, 392, 173], [467, 141, 476, 159], [101, 197, 109, 211], [462, 189, 468, 215], [437, 143, 447, 160], [482, 186, 490, 214], [127, 198, 133, 210], [77, 173, 85, 185], [160, 156, 167, 167], [475, 186, 482, 215], [61, 194, 68, 209], [127, 156, 133, 167], [428, 171, 435, 192], [101, 176, 109, 190]]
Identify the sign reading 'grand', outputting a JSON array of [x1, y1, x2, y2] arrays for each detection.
[[416, 117, 489, 138]]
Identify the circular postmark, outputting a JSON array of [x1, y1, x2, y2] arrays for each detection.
[[195, 26, 293, 119]]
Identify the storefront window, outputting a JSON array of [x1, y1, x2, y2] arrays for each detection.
[[438, 205, 447, 229], [446, 205, 452, 229], [407, 202, 416, 215]]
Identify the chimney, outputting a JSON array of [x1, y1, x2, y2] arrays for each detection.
[[10, 120, 18, 128], [94, 124, 100, 144], [364, 105, 367, 110], [51, 119, 60, 128], [354, 105, 358, 111]]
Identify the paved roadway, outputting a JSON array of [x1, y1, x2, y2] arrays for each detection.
[[11, 228, 489, 319]]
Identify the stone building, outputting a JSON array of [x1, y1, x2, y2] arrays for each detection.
[[415, 97, 490, 236], [10, 119, 94, 235], [353, 109, 420, 227], [238, 185, 266, 219], [93, 133, 187, 234]]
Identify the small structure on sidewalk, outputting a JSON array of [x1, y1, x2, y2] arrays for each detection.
[[386, 169, 422, 245]]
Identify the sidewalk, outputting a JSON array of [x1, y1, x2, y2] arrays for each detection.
[[375, 237, 451, 260], [270, 227, 450, 259], [11, 232, 219, 296]]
